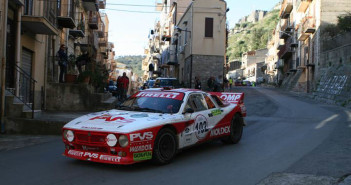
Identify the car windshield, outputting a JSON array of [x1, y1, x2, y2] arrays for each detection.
[[119, 91, 185, 114], [148, 81, 155, 87], [156, 79, 179, 87]]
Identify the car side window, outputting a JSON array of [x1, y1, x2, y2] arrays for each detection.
[[186, 94, 208, 112], [204, 95, 216, 109]]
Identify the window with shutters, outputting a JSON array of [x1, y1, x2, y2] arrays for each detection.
[[205, 17, 213, 38]]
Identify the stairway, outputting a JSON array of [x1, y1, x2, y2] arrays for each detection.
[[5, 89, 41, 119]]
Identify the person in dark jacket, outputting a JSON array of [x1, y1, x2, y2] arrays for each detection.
[[57, 44, 68, 83], [195, 76, 201, 90]]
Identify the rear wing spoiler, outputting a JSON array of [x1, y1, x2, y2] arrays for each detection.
[[209, 92, 244, 104]]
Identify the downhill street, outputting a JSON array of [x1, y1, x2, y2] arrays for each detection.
[[0, 87, 350, 185]]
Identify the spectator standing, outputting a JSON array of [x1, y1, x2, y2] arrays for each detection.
[[195, 76, 201, 90], [229, 77, 233, 91], [223, 77, 229, 91], [120, 72, 130, 101], [57, 44, 68, 83], [207, 76, 215, 91]]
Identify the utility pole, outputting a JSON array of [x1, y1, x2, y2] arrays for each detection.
[[1, 0, 8, 133]]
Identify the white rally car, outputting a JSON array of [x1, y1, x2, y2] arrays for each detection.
[[62, 89, 246, 165]]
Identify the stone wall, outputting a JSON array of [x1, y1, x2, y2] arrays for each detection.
[[46, 83, 110, 111], [184, 55, 224, 90]]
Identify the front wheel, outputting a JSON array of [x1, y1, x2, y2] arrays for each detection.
[[152, 128, 177, 164], [222, 114, 243, 144]]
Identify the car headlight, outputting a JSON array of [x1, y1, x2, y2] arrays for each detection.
[[64, 130, 74, 142], [118, 135, 129, 148], [106, 134, 118, 147]]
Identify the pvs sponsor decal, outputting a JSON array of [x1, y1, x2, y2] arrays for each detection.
[[89, 115, 135, 123], [130, 144, 153, 152], [194, 115, 209, 140], [133, 151, 152, 161], [210, 126, 230, 137], [130, 132, 153, 142], [67, 150, 121, 162]]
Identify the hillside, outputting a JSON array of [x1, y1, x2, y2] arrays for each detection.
[[115, 55, 144, 77], [227, 9, 280, 61]]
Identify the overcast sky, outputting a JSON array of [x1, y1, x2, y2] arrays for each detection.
[[104, 0, 280, 56]]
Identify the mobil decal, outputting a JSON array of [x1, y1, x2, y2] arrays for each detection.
[[89, 115, 135, 123], [134, 92, 184, 100], [210, 126, 230, 137], [194, 114, 209, 140], [130, 144, 153, 152], [130, 132, 154, 142]]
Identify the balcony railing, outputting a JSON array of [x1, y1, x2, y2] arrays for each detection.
[[88, 12, 99, 29], [280, 0, 293, 19], [278, 38, 294, 59], [69, 20, 85, 38], [99, 0, 106, 9], [298, 16, 316, 41], [97, 23, 105, 38], [82, 0, 99, 12], [57, 2, 76, 29], [22, 0, 58, 35], [297, 0, 312, 13]]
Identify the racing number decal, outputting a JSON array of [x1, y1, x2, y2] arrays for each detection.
[[194, 114, 209, 140]]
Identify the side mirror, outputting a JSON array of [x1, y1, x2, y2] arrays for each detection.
[[184, 108, 194, 114]]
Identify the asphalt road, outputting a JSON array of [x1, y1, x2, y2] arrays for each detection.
[[0, 87, 350, 185]]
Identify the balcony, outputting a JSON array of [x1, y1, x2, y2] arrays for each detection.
[[278, 39, 294, 59], [88, 12, 99, 30], [13, 0, 24, 6], [280, 0, 293, 19], [97, 23, 105, 38], [99, 37, 107, 47], [82, 0, 99, 11], [277, 39, 285, 50], [21, 0, 58, 35], [99, 0, 106, 9], [297, 0, 312, 13], [298, 17, 316, 41], [57, 3, 76, 29], [69, 21, 85, 38]]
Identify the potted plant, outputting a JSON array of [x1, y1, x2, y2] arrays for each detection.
[[77, 70, 93, 84], [65, 54, 78, 83]]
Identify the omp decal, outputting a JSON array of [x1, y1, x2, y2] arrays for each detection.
[[133, 151, 152, 161], [130, 144, 153, 152], [210, 126, 230, 137], [134, 92, 184, 100], [89, 116, 135, 123], [130, 132, 153, 142], [220, 94, 241, 102], [194, 115, 209, 140], [211, 109, 222, 116]]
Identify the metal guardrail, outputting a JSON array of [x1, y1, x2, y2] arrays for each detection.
[[6, 64, 37, 118]]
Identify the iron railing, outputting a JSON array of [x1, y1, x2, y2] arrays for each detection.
[[6, 64, 37, 118]]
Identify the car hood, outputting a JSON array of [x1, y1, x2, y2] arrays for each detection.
[[63, 109, 184, 133]]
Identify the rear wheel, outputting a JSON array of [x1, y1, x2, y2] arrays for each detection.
[[222, 114, 243, 144], [152, 128, 177, 164]]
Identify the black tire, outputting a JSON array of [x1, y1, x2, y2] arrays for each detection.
[[222, 114, 243, 144], [152, 128, 177, 164]]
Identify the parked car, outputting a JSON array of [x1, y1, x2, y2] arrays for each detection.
[[153, 78, 180, 89], [62, 88, 246, 165]]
